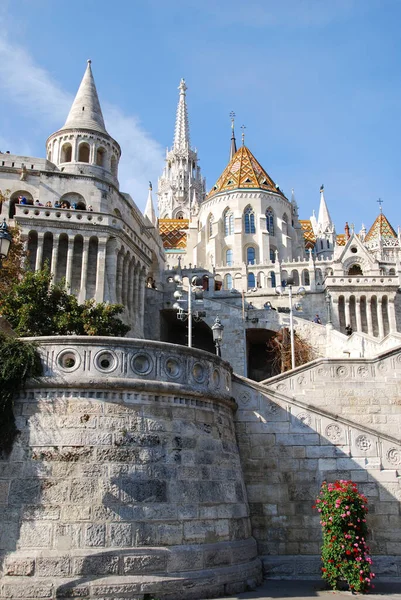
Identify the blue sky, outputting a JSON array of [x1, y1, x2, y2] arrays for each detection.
[[1, 0, 401, 235]]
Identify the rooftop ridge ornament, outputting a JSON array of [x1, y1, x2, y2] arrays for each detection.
[[173, 78, 190, 150], [229, 111, 237, 160], [241, 124, 246, 146], [377, 197, 383, 212]]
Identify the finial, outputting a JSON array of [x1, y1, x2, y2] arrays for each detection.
[[87, 59, 92, 64], [230, 111, 235, 130], [241, 124, 246, 145], [377, 197, 383, 212], [320, 184, 324, 192], [178, 78, 187, 94], [149, 181, 152, 190]]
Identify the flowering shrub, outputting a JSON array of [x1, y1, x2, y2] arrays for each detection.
[[314, 480, 375, 593]]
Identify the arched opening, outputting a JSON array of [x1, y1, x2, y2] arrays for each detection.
[[257, 271, 264, 288], [315, 268, 322, 285], [291, 270, 300, 286], [55, 234, 68, 282], [382, 296, 389, 336], [78, 143, 90, 163], [87, 237, 98, 299], [9, 190, 34, 218], [214, 274, 222, 291], [247, 272, 255, 289], [226, 248, 233, 267], [389, 268, 396, 276], [269, 271, 276, 288], [270, 249, 276, 263], [202, 275, 209, 291], [96, 147, 106, 167], [247, 247, 256, 265], [371, 296, 379, 337], [302, 269, 310, 286], [59, 193, 86, 210], [42, 232, 53, 271], [348, 264, 363, 276], [360, 296, 368, 333], [27, 231, 38, 271], [70, 235, 84, 295], [160, 309, 215, 353], [246, 329, 280, 382], [349, 295, 357, 332], [244, 206, 256, 234], [281, 270, 288, 286], [61, 143, 72, 163], [266, 208, 274, 235], [338, 296, 346, 332], [176, 212, 184, 219], [224, 209, 234, 236], [224, 273, 233, 290]]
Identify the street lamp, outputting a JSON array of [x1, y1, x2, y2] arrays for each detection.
[[0, 219, 12, 268], [172, 274, 204, 348], [275, 278, 305, 370], [212, 316, 224, 357]]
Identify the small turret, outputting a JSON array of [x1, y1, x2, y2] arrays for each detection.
[[144, 182, 157, 226]]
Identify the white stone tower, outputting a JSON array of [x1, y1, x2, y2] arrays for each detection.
[[157, 79, 205, 219], [46, 60, 121, 187], [313, 184, 336, 258]]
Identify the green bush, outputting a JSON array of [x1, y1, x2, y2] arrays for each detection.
[[314, 480, 375, 593]]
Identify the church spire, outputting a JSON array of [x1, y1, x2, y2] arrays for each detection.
[[144, 182, 157, 226], [317, 184, 333, 234], [229, 111, 237, 160], [173, 79, 190, 150], [61, 60, 108, 135]]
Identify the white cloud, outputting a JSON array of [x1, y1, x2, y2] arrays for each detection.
[[0, 32, 164, 211]]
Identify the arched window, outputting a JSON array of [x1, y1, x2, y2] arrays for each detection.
[[266, 208, 274, 235], [176, 212, 184, 219], [282, 213, 288, 235], [208, 214, 214, 238], [96, 147, 106, 167], [244, 206, 256, 234], [348, 264, 363, 276], [270, 248, 276, 263], [78, 143, 90, 163], [270, 271, 276, 288], [389, 268, 396, 276], [226, 248, 233, 266], [248, 272, 255, 289], [225, 274, 233, 290], [247, 247, 256, 265], [224, 209, 234, 236], [302, 269, 310, 285], [111, 155, 118, 176], [61, 143, 72, 163]]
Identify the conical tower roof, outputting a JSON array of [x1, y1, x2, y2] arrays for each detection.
[[60, 60, 108, 135], [173, 79, 190, 150], [317, 185, 333, 233], [207, 145, 283, 198], [144, 183, 157, 226], [365, 212, 397, 242]]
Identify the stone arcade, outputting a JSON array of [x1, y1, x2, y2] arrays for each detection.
[[0, 62, 401, 599]]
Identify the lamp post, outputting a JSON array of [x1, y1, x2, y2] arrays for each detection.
[[275, 278, 305, 370], [0, 219, 12, 269], [212, 316, 224, 357], [172, 274, 204, 348]]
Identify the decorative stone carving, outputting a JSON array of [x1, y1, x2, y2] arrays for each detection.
[[296, 412, 312, 427], [357, 365, 369, 378], [336, 365, 349, 378], [378, 361, 388, 373], [132, 352, 153, 375], [386, 447, 401, 466], [325, 423, 342, 442], [192, 361, 206, 383], [57, 349, 81, 372], [94, 349, 118, 373], [355, 434, 372, 452], [164, 357, 181, 378], [277, 383, 287, 392], [239, 391, 251, 406]]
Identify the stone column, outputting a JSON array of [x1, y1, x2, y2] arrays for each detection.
[[128, 260, 135, 315], [133, 267, 140, 319], [331, 296, 340, 330], [366, 296, 374, 336], [138, 270, 146, 336], [35, 232, 45, 271], [95, 238, 107, 302], [355, 297, 362, 332], [51, 234, 59, 277], [377, 297, 384, 338], [65, 237, 74, 290], [122, 256, 130, 308], [78, 238, 90, 303], [388, 298, 397, 333], [345, 296, 351, 327]]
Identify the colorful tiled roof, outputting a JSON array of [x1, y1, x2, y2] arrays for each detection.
[[336, 234, 346, 246], [207, 145, 283, 198], [365, 212, 397, 242], [159, 219, 189, 250], [299, 219, 316, 249]]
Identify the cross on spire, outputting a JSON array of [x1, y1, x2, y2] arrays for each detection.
[[241, 124, 246, 145], [230, 111, 235, 129], [377, 198, 383, 212], [229, 111, 237, 160]]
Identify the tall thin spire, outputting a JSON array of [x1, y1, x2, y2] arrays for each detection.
[[229, 111, 237, 160], [173, 78, 190, 150], [144, 182, 157, 226], [317, 184, 333, 233], [61, 60, 108, 135]]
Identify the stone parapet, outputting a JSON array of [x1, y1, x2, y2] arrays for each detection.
[[0, 337, 261, 599]]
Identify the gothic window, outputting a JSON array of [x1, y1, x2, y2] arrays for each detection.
[[176, 212, 184, 219], [348, 264, 363, 276], [78, 143, 90, 163], [224, 209, 234, 236], [247, 247, 256, 265], [244, 206, 256, 234], [266, 208, 274, 235], [247, 272, 255, 289], [96, 147, 106, 167], [327, 239, 330, 249], [282, 213, 288, 235], [270, 249, 276, 263], [302, 269, 310, 285], [61, 143, 72, 163], [225, 274, 233, 290], [270, 271, 276, 288], [226, 248, 233, 266]]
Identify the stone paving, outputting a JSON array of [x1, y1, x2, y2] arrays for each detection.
[[220, 580, 401, 600]]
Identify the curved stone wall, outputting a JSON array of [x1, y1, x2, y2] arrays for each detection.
[[0, 337, 261, 600]]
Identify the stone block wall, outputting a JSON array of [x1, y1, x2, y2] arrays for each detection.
[[0, 337, 261, 600], [233, 375, 401, 580]]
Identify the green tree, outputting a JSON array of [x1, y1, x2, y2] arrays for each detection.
[[0, 267, 130, 337]]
